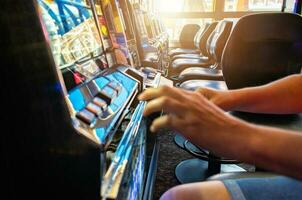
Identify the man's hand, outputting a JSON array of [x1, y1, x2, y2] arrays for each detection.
[[196, 87, 235, 111], [138, 86, 245, 151]]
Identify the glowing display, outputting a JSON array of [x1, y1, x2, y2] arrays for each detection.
[[38, 0, 104, 69]]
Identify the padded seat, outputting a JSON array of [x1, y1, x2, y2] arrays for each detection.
[[172, 54, 208, 61], [170, 22, 218, 61], [168, 24, 202, 57], [171, 57, 210, 73], [170, 20, 233, 76], [222, 13, 302, 89], [142, 52, 160, 69], [178, 67, 223, 82], [168, 48, 200, 57], [180, 79, 227, 91], [144, 52, 159, 62]]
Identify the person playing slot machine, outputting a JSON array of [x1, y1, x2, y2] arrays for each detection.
[[138, 74, 302, 200]]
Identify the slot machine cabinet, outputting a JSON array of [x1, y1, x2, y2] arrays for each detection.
[[94, 0, 159, 88], [93, 3, 119, 66], [144, 12, 160, 48], [115, 0, 142, 68], [124, 1, 162, 69], [152, 16, 170, 73], [1, 0, 162, 199], [96, 0, 132, 66], [1, 1, 103, 199]]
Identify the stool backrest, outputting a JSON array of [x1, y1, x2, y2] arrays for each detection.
[[206, 20, 233, 64], [198, 21, 218, 56], [179, 24, 201, 48], [193, 23, 210, 50], [222, 13, 302, 89]]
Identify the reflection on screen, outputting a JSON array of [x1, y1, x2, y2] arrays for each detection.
[[38, 0, 103, 69]]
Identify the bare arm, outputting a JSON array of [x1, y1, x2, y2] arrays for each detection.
[[198, 74, 302, 114], [139, 86, 302, 179], [206, 120, 302, 179]]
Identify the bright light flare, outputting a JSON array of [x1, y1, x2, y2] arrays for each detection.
[[158, 0, 184, 12]]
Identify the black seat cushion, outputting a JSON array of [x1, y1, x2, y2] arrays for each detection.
[[222, 13, 302, 89], [142, 52, 159, 69], [171, 58, 212, 74], [171, 54, 206, 62], [168, 48, 200, 57], [178, 67, 223, 82], [180, 80, 227, 91]]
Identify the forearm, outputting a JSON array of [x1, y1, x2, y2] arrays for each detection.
[[226, 74, 302, 114], [249, 125, 302, 179], [198, 119, 302, 179]]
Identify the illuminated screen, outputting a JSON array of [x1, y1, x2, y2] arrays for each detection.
[[37, 0, 107, 90]]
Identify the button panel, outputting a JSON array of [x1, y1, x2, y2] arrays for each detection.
[[76, 109, 96, 126], [93, 97, 108, 111], [86, 102, 103, 116]]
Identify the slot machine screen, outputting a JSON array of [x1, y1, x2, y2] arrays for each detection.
[[37, 0, 107, 91]]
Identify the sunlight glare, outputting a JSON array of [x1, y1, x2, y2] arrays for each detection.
[[158, 0, 184, 12]]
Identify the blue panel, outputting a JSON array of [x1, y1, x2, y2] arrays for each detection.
[[95, 77, 110, 89], [68, 71, 137, 143], [94, 71, 137, 142], [68, 88, 86, 111]]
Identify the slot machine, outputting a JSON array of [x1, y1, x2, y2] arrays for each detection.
[[114, 0, 142, 68], [144, 12, 160, 48], [95, 0, 132, 66], [95, 0, 141, 68], [1, 0, 166, 199], [149, 14, 170, 75], [124, 1, 163, 72], [97, 0, 165, 88]]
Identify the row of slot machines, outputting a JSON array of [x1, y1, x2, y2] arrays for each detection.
[[1, 0, 171, 200]]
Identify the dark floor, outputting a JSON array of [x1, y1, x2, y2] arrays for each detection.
[[153, 130, 195, 200], [153, 130, 255, 200]]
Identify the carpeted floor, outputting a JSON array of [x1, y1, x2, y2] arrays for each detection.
[[153, 130, 195, 200], [153, 130, 255, 200]]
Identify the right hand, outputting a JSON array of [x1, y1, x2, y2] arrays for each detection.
[[195, 87, 235, 111], [138, 86, 245, 154]]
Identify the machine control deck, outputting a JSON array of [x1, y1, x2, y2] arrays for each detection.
[[69, 70, 139, 144]]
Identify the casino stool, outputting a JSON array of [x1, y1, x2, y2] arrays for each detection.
[[168, 24, 201, 57], [169, 20, 233, 78], [168, 24, 206, 59], [170, 21, 218, 62], [142, 52, 160, 69], [169, 22, 218, 81], [222, 12, 302, 90]]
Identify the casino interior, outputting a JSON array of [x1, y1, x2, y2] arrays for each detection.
[[1, 0, 302, 199]]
